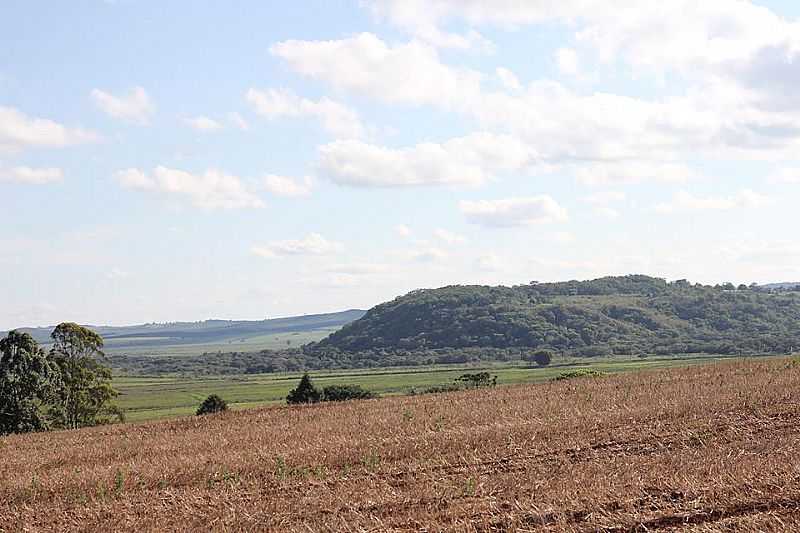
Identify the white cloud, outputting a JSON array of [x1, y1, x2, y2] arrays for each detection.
[[476, 253, 504, 272], [185, 116, 222, 132], [653, 189, 771, 214], [0, 106, 98, 153], [261, 175, 313, 197], [0, 165, 63, 184], [593, 206, 620, 219], [460, 196, 568, 227], [246, 88, 365, 138], [251, 233, 343, 257], [271, 33, 482, 109], [395, 224, 412, 237], [91, 86, 154, 124], [556, 48, 579, 75], [582, 191, 626, 205], [325, 262, 389, 275], [496, 67, 521, 90], [318, 132, 532, 188], [434, 228, 467, 245], [768, 168, 800, 184], [410, 246, 447, 262], [115, 166, 265, 210], [227, 112, 249, 130], [575, 162, 699, 186]]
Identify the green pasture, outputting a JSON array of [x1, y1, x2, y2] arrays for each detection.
[[115, 354, 738, 422]]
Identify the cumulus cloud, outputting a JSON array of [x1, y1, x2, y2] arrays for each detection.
[[91, 86, 154, 124], [261, 175, 313, 197], [0, 165, 63, 184], [318, 132, 532, 187], [582, 191, 626, 205], [575, 162, 699, 186], [434, 228, 467, 244], [246, 88, 365, 138], [410, 246, 448, 262], [115, 166, 264, 209], [460, 196, 568, 227], [653, 189, 771, 214], [251, 233, 343, 257], [593, 206, 620, 219], [556, 48, 579, 75], [768, 168, 800, 184], [185, 116, 222, 132], [496, 67, 521, 90], [271, 33, 482, 109], [0, 106, 98, 153], [227, 112, 249, 130]]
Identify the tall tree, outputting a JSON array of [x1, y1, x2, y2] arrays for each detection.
[[286, 373, 321, 404], [49, 323, 120, 429], [0, 330, 59, 435]]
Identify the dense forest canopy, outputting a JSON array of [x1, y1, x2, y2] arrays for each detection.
[[312, 275, 800, 356]]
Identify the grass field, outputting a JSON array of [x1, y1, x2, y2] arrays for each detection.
[[113, 355, 735, 421], [3, 356, 800, 531], [102, 327, 339, 358]]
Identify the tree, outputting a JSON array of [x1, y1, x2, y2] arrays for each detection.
[[455, 372, 496, 388], [533, 350, 553, 367], [0, 331, 59, 435], [286, 373, 321, 404], [196, 394, 228, 415], [49, 323, 120, 429], [322, 384, 377, 402]]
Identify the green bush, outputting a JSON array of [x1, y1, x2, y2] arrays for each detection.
[[322, 384, 377, 402], [286, 373, 321, 404], [553, 369, 606, 381], [196, 394, 228, 415]]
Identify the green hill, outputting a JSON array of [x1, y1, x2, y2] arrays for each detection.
[[4, 310, 366, 357], [312, 275, 800, 357]]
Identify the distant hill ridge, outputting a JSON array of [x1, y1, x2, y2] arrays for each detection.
[[5, 309, 366, 347], [313, 275, 800, 357]]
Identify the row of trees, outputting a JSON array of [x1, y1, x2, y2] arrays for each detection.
[[0, 323, 119, 435]]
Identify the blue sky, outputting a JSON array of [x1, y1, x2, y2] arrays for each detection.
[[2, 0, 800, 328]]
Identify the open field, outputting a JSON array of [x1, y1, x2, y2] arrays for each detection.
[[114, 355, 733, 421], [3, 357, 800, 531]]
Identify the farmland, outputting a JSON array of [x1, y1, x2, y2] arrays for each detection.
[[114, 355, 731, 421], [3, 357, 800, 531]]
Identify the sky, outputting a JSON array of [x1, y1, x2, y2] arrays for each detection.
[[2, 0, 800, 328]]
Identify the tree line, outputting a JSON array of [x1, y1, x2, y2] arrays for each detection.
[[0, 323, 119, 435]]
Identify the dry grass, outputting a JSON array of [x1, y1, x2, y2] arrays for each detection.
[[3, 357, 800, 531]]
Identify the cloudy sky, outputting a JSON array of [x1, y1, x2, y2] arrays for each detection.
[[3, 0, 800, 328]]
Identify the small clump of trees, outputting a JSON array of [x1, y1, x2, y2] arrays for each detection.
[[0, 323, 120, 436], [523, 350, 553, 367], [286, 373, 377, 404], [196, 394, 228, 415]]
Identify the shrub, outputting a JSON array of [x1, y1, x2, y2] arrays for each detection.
[[533, 350, 553, 367], [196, 394, 228, 416], [455, 372, 496, 388], [286, 373, 321, 404], [322, 384, 377, 402], [553, 369, 606, 381]]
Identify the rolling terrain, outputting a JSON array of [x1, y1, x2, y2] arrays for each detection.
[[315, 275, 800, 358], [4, 309, 365, 358], [2, 357, 799, 531]]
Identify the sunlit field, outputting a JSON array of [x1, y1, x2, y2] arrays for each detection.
[[4, 357, 800, 531]]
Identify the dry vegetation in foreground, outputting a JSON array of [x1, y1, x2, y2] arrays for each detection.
[[3, 358, 800, 531]]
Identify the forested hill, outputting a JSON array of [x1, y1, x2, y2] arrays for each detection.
[[312, 276, 800, 357]]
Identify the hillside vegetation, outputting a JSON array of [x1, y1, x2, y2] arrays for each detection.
[[3, 358, 800, 530], [5, 310, 365, 358], [313, 275, 800, 358]]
